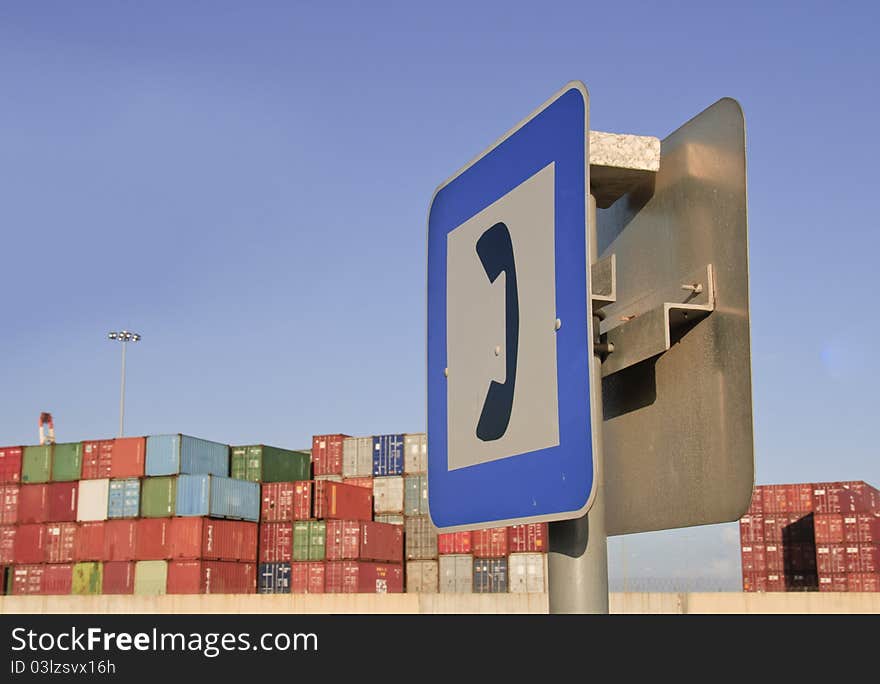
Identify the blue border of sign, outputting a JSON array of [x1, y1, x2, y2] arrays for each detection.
[[427, 83, 595, 530]]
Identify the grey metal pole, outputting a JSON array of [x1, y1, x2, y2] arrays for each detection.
[[548, 193, 609, 614], [119, 340, 127, 437]]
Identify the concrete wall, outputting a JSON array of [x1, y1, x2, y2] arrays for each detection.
[[1, 592, 878, 614]]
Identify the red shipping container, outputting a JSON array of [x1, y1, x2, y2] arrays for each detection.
[[814, 514, 844, 543], [14, 524, 47, 564], [762, 486, 789, 514], [81, 439, 114, 479], [311, 434, 348, 476], [135, 518, 172, 560], [261, 482, 294, 522], [473, 527, 508, 558], [786, 484, 813, 514], [47, 482, 78, 522], [45, 522, 77, 563], [739, 515, 763, 543], [842, 515, 860, 543], [0, 525, 15, 564], [762, 516, 784, 543], [75, 522, 106, 561], [291, 561, 325, 593], [102, 561, 135, 594], [816, 544, 847, 574], [507, 523, 548, 553], [360, 521, 403, 563], [849, 573, 880, 592], [17, 484, 49, 524], [0, 484, 18, 524], [854, 514, 880, 544], [12, 564, 73, 595], [742, 572, 767, 592], [343, 477, 374, 492], [764, 543, 783, 572], [166, 560, 256, 594], [313, 480, 372, 521], [741, 543, 767, 573], [170, 518, 257, 562], [747, 487, 764, 514], [103, 519, 137, 561], [324, 560, 403, 593], [258, 522, 292, 563], [293, 481, 312, 520], [438, 531, 472, 555], [110, 437, 146, 478], [854, 544, 880, 573], [765, 573, 785, 592], [813, 483, 847, 514], [818, 574, 848, 592], [325, 519, 360, 560], [0, 446, 23, 483]]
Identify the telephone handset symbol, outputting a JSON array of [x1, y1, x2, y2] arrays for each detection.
[[475, 222, 519, 442]]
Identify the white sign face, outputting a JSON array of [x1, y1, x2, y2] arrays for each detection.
[[445, 162, 560, 470]]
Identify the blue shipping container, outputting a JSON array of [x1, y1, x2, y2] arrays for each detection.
[[372, 434, 404, 477], [108, 478, 141, 518], [175, 474, 260, 522], [145, 434, 229, 477], [258, 563, 291, 594]]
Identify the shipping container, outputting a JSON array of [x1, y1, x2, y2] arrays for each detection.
[[816, 544, 847, 575], [140, 476, 177, 517], [507, 523, 549, 553], [45, 564, 74, 595], [145, 434, 229, 477], [848, 573, 880, 592], [230, 445, 310, 483], [342, 437, 374, 478], [0, 446, 23, 484], [21, 445, 52, 483], [361, 521, 403, 563], [765, 573, 786, 592], [166, 560, 256, 594], [740, 544, 767, 574], [762, 516, 784, 543], [852, 513, 880, 544], [14, 524, 46, 564], [783, 542, 817, 574], [406, 560, 438, 593], [343, 477, 373, 492], [102, 561, 135, 594], [108, 478, 141, 518], [175, 475, 260, 522], [813, 484, 847, 514], [76, 479, 108, 522], [508, 553, 547, 593], [50, 442, 82, 482], [134, 560, 167, 595], [403, 433, 427, 475], [742, 572, 767, 592], [373, 476, 404, 515], [325, 519, 360, 561], [311, 434, 347, 476], [12, 564, 73, 595], [170, 518, 257, 562], [472, 527, 508, 558], [764, 544, 783, 572], [814, 513, 845, 543], [405, 516, 438, 560], [315, 474, 343, 483], [313, 480, 372, 521], [761, 485, 789, 514], [292, 520, 325, 561], [17, 484, 49, 524], [47, 481, 78, 522], [81, 439, 114, 479], [71, 561, 102, 595], [474, 557, 508, 593], [104, 520, 138, 561], [782, 513, 814, 544], [111, 437, 146, 478], [291, 561, 325, 593], [746, 487, 763, 515], [818, 574, 848, 592], [135, 518, 172, 560], [372, 434, 404, 477], [854, 545, 879, 573], [786, 484, 814, 513], [739, 515, 764, 544], [261, 482, 293, 522], [404, 474, 428, 516], [0, 526, 15, 564], [438, 531, 472, 555], [375, 514, 404, 526], [45, 522, 77, 563], [259, 522, 293, 563], [324, 560, 403, 593], [785, 573, 817, 592], [258, 562, 291, 594], [0, 485, 18, 524], [75, 522, 106, 562]]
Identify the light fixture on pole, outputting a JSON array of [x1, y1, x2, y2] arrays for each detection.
[[108, 330, 141, 437]]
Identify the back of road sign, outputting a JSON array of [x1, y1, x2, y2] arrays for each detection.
[[426, 82, 598, 532]]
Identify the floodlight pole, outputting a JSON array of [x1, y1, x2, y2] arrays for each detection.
[[548, 193, 610, 614], [118, 339, 127, 438]]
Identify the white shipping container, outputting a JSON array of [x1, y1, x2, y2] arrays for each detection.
[[373, 476, 404, 514], [404, 433, 427, 474], [375, 514, 404, 525], [508, 553, 547, 593], [314, 474, 343, 483], [439, 554, 473, 593], [76, 478, 110, 521], [406, 560, 438, 593], [342, 437, 373, 478]]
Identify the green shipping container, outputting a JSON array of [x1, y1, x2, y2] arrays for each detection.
[[21, 445, 53, 483], [72, 562, 102, 595], [140, 476, 177, 517], [51, 442, 83, 482], [134, 561, 167, 595], [230, 445, 311, 483], [293, 520, 325, 561]]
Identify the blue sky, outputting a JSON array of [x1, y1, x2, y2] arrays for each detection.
[[1, 2, 878, 588]]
